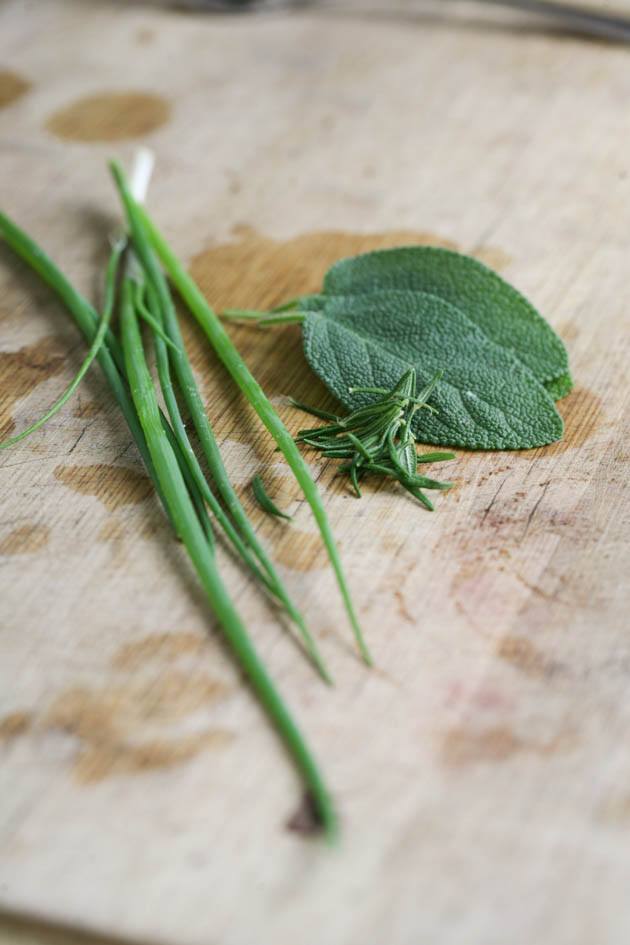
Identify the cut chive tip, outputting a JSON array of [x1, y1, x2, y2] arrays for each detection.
[[252, 474, 292, 521]]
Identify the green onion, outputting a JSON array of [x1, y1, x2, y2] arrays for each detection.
[[114, 180, 371, 667], [111, 166, 330, 683], [0, 213, 157, 484], [0, 208, 337, 838], [120, 271, 336, 839], [0, 240, 124, 451]]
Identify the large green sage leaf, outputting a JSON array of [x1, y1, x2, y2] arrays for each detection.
[[303, 247, 572, 399], [302, 290, 564, 450]]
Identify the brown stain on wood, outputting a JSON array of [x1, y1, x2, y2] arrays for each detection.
[[0, 70, 31, 109], [472, 245, 512, 270], [189, 227, 512, 315], [98, 519, 126, 542], [189, 227, 460, 313], [46, 91, 170, 142], [45, 672, 231, 783], [0, 523, 49, 555], [497, 635, 564, 679], [442, 725, 575, 767], [72, 399, 102, 419], [54, 463, 153, 511], [519, 386, 603, 461], [0, 711, 32, 741], [71, 729, 231, 783], [112, 632, 208, 670], [135, 28, 156, 45], [394, 589, 414, 624], [597, 794, 630, 824], [0, 337, 66, 436], [555, 386, 604, 451], [274, 531, 327, 572]]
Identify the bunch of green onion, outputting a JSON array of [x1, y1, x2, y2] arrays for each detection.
[[0, 154, 371, 839]]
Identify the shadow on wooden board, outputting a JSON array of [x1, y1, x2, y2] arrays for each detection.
[[0, 910, 140, 945]]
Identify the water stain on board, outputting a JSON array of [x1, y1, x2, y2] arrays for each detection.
[[442, 724, 575, 767], [274, 531, 328, 572], [72, 399, 102, 419], [497, 635, 565, 680], [554, 386, 604, 452], [46, 672, 231, 783], [515, 386, 604, 462], [0, 70, 31, 109], [0, 711, 32, 741], [597, 794, 630, 825], [54, 463, 153, 511], [0, 337, 66, 437], [189, 226, 510, 316], [46, 91, 170, 142], [0, 523, 49, 555], [67, 728, 231, 783], [473, 245, 513, 270], [112, 632, 209, 671], [135, 28, 156, 45]]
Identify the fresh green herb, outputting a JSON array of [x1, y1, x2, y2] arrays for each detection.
[[305, 246, 572, 400], [301, 290, 564, 450], [0, 207, 337, 840], [294, 369, 455, 510], [223, 246, 572, 451], [0, 213, 166, 493], [0, 241, 124, 451], [130, 193, 372, 667], [109, 163, 331, 684], [119, 267, 336, 838], [252, 474, 293, 521]]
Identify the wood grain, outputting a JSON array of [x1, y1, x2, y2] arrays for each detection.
[[0, 1, 629, 944]]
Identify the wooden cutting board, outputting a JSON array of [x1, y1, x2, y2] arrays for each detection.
[[1, 2, 628, 944]]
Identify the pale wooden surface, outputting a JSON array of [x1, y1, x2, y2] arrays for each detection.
[[1, 2, 629, 944]]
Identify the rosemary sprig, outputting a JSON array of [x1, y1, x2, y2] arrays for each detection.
[[294, 369, 455, 510]]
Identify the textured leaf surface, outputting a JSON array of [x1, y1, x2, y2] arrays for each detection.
[[303, 290, 564, 450], [306, 246, 572, 398]]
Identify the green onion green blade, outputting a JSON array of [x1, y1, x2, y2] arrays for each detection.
[[0, 241, 124, 451], [122, 188, 371, 668], [110, 162, 333, 683], [120, 274, 337, 840], [252, 475, 292, 521]]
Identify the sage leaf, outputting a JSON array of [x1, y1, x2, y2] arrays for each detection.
[[303, 246, 572, 400], [302, 290, 564, 450]]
